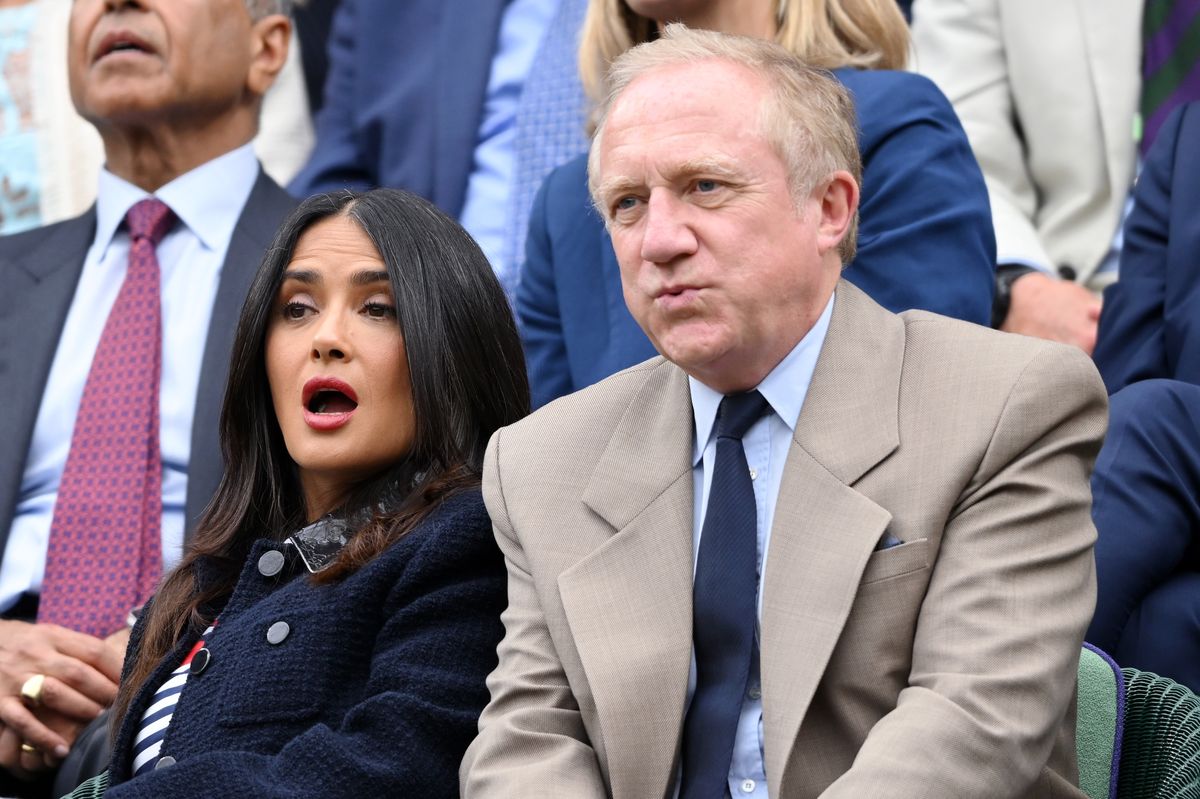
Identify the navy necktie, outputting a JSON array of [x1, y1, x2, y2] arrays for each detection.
[[680, 390, 771, 798]]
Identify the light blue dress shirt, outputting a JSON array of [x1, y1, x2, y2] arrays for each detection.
[[0, 143, 260, 615], [458, 0, 560, 288], [682, 294, 835, 798]]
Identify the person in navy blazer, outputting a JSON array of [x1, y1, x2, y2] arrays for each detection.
[[288, 0, 508, 217], [519, 68, 996, 408], [88, 189, 530, 798], [1086, 377, 1200, 693], [1093, 103, 1200, 393], [1084, 103, 1200, 693]]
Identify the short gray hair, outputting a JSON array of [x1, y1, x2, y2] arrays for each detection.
[[244, 0, 298, 19], [589, 24, 862, 262]]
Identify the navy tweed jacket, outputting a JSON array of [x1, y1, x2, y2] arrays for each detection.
[[103, 489, 504, 798]]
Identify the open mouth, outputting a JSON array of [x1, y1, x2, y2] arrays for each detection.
[[306, 389, 359, 415], [95, 32, 155, 62]]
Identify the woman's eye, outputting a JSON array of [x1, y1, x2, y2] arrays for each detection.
[[281, 301, 311, 320], [363, 301, 396, 319]]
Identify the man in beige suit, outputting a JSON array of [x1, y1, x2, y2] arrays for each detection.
[[462, 26, 1107, 799], [911, 0, 1142, 354]]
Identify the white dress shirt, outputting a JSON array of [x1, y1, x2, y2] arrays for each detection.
[[0, 143, 260, 614], [681, 293, 835, 798]]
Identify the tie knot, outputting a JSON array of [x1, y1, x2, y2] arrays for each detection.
[[125, 198, 176, 246], [715, 390, 769, 440]]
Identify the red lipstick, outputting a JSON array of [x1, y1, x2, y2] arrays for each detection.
[[301, 377, 360, 431]]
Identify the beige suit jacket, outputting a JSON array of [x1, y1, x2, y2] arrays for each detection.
[[462, 283, 1107, 798], [911, 0, 1142, 286]]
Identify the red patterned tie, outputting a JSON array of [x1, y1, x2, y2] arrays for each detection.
[[39, 198, 175, 637]]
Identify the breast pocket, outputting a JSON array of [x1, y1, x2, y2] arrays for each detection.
[[860, 537, 930, 585], [214, 606, 357, 728]]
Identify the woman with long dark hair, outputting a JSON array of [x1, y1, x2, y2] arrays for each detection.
[[83, 188, 528, 797]]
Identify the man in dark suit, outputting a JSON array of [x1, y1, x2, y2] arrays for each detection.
[[1085, 102, 1200, 694], [0, 0, 297, 793], [1093, 102, 1200, 392], [1086, 378, 1200, 693]]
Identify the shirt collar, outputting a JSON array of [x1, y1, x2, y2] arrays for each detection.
[[688, 292, 836, 467], [93, 143, 260, 257]]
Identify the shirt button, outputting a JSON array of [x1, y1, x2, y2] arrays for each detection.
[[747, 683, 762, 700], [189, 647, 211, 675], [155, 756, 176, 769], [748, 467, 758, 481], [258, 550, 285, 577], [740, 778, 756, 793], [267, 621, 291, 645]]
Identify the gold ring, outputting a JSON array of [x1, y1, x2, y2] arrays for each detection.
[[19, 743, 37, 754], [19, 674, 45, 707]]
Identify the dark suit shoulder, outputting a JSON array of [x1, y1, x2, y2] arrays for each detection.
[[0, 210, 96, 262], [835, 68, 958, 145], [242, 171, 299, 237], [540, 153, 599, 230]]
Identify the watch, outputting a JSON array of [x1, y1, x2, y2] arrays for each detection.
[[991, 264, 1039, 329]]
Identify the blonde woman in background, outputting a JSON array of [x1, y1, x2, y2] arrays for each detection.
[[517, 0, 996, 408]]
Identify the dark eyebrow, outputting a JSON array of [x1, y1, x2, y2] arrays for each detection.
[[279, 269, 390, 287], [351, 269, 391, 287], [281, 269, 320, 285]]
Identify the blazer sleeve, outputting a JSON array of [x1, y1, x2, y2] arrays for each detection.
[[103, 509, 506, 799], [822, 344, 1106, 797], [1092, 105, 1187, 393], [844, 71, 996, 325], [911, 0, 1052, 270], [287, 0, 374, 197], [460, 429, 609, 798], [517, 171, 576, 410]]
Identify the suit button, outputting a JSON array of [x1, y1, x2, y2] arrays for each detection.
[[189, 648, 211, 675], [747, 683, 762, 700], [258, 550, 285, 577], [155, 756, 176, 769], [1058, 264, 1077, 281], [266, 621, 290, 645]]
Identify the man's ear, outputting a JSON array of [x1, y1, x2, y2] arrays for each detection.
[[814, 170, 860, 256], [246, 14, 291, 97]]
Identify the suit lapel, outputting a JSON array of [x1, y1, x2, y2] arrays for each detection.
[[0, 212, 96, 559], [184, 172, 297, 537], [760, 282, 901, 792], [1076, 0, 1143, 185], [562, 360, 695, 799]]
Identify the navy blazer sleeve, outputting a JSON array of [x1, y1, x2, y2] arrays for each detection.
[[517, 159, 621, 410], [837, 69, 995, 327], [288, 0, 374, 196], [104, 496, 505, 799], [1093, 105, 1191, 394]]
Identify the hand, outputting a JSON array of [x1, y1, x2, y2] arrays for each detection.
[[0, 620, 123, 771], [1002, 272, 1102, 354], [0, 710, 83, 777]]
